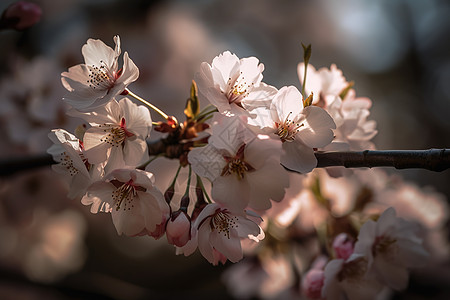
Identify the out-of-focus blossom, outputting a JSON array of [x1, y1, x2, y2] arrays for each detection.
[[353, 207, 429, 291], [61, 36, 139, 111], [322, 254, 383, 300], [0, 1, 42, 31], [81, 168, 169, 237], [332, 233, 354, 260], [195, 51, 277, 115], [193, 203, 264, 265], [302, 268, 325, 299], [69, 97, 152, 174]]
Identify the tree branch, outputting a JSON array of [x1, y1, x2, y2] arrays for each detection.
[[0, 148, 448, 177]]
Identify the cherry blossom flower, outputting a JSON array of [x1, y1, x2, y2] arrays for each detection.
[[81, 168, 169, 237], [353, 207, 429, 291], [297, 63, 347, 105], [188, 114, 289, 211], [47, 129, 102, 199], [69, 97, 152, 174], [250, 86, 336, 173], [61, 36, 139, 111], [332, 233, 355, 260], [193, 203, 264, 265], [195, 51, 277, 115], [322, 254, 383, 300]]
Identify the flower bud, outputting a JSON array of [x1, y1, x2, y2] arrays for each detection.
[[0, 1, 42, 31], [302, 268, 325, 299], [332, 233, 354, 260], [166, 211, 191, 247]]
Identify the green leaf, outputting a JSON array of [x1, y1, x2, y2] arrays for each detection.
[[301, 43, 312, 66], [303, 92, 314, 107], [184, 80, 200, 120]]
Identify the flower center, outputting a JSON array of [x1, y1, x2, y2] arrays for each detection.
[[225, 72, 254, 104], [112, 180, 136, 211], [338, 257, 368, 282], [274, 112, 303, 143], [210, 209, 239, 239], [99, 118, 134, 147], [221, 144, 255, 180], [87, 60, 117, 90], [373, 236, 397, 255]]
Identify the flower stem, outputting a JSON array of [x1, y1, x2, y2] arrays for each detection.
[[196, 175, 212, 204], [183, 165, 192, 197], [126, 88, 169, 120]]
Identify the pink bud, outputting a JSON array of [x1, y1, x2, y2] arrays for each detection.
[[166, 211, 191, 247], [302, 269, 325, 299], [332, 233, 354, 260], [1, 1, 42, 31]]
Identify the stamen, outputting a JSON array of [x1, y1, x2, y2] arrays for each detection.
[[274, 112, 304, 143], [59, 151, 79, 176], [86, 60, 116, 90], [112, 180, 136, 211], [221, 144, 255, 180], [209, 209, 239, 239], [226, 72, 255, 104], [99, 118, 134, 147]]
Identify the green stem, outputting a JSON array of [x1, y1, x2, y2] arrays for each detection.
[[126, 88, 169, 120], [196, 175, 212, 204]]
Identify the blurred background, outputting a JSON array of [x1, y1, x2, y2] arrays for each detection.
[[0, 0, 449, 299]]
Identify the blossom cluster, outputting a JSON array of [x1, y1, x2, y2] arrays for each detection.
[[47, 36, 442, 299]]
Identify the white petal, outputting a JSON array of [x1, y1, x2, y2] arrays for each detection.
[[188, 145, 225, 182], [297, 106, 336, 148], [271, 86, 303, 123], [123, 138, 148, 167], [210, 229, 243, 263], [82, 38, 118, 68], [212, 175, 250, 211], [281, 140, 317, 174]]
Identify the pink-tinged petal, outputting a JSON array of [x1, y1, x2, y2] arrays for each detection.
[[176, 227, 198, 257], [373, 254, 409, 290], [137, 191, 164, 233], [212, 175, 249, 211], [83, 130, 111, 164], [297, 106, 336, 148], [211, 51, 240, 88], [318, 64, 348, 97], [132, 169, 156, 189], [123, 138, 148, 167], [82, 38, 118, 68], [197, 220, 216, 264], [238, 56, 264, 86], [104, 146, 126, 174], [209, 229, 243, 263], [396, 239, 429, 268], [353, 219, 376, 266], [116, 52, 139, 86], [195, 63, 230, 112], [193, 203, 220, 229], [82, 181, 115, 213], [246, 160, 288, 210], [322, 259, 344, 299], [234, 216, 262, 239], [244, 137, 282, 169], [67, 173, 92, 199], [242, 83, 277, 110], [111, 199, 145, 236], [281, 141, 317, 174], [376, 207, 397, 236], [119, 97, 152, 138], [271, 86, 304, 123]]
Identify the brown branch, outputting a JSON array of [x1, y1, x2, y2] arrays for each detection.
[[0, 148, 449, 177], [314, 149, 450, 172]]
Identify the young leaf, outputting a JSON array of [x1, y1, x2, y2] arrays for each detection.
[[184, 80, 200, 120]]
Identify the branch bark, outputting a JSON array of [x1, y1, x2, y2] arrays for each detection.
[[0, 148, 449, 177]]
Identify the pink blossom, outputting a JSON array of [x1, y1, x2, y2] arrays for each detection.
[[1, 1, 42, 30], [302, 268, 325, 299], [193, 203, 264, 265], [81, 168, 169, 237], [61, 36, 139, 111]]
